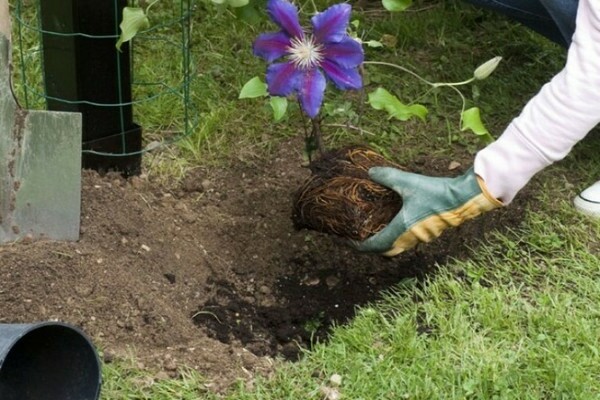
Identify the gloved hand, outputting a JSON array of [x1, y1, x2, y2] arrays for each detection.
[[354, 167, 503, 256]]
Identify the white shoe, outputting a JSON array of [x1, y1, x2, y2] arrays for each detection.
[[574, 180, 600, 217]]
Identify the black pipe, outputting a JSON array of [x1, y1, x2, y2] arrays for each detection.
[[0, 322, 101, 400]]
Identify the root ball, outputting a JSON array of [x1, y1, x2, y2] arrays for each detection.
[[292, 146, 403, 241]]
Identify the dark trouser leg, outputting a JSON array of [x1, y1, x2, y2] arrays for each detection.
[[463, 0, 578, 47]]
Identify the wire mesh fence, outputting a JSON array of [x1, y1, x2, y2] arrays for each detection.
[[10, 0, 198, 163]]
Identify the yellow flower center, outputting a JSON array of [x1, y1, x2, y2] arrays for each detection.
[[287, 35, 324, 70]]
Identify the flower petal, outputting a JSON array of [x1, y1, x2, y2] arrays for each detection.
[[311, 3, 351, 43], [266, 62, 301, 96], [267, 0, 304, 39], [321, 59, 362, 90], [297, 68, 326, 118], [323, 37, 364, 68], [253, 31, 292, 62]]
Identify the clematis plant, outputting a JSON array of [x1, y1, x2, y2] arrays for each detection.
[[244, 0, 364, 154], [241, 0, 502, 156], [253, 0, 363, 119]]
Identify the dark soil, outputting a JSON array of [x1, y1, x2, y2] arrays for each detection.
[[0, 138, 530, 391]]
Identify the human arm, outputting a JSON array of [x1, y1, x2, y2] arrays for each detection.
[[357, 0, 600, 255], [475, 0, 600, 203]]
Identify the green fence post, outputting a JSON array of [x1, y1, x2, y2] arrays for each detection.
[[39, 0, 142, 175]]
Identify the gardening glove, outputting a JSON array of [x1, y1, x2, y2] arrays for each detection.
[[354, 167, 503, 256]]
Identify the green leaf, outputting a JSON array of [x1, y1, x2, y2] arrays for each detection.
[[270, 96, 288, 121], [116, 7, 150, 51], [227, 0, 249, 8], [239, 77, 268, 99], [368, 87, 428, 121], [234, 3, 262, 24], [461, 107, 489, 136], [381, 0, 412, 12]]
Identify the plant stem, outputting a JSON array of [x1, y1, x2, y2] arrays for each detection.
[[445, 84, 467, 128], [324, 123, 375, 136], [297, 98, 309, 140], [297, 98, 318, 162], [356, 64, 366, 126], [364, 61, 476, 88], [364, 61, 434, 86], [311, 118, 325, 155], [146, 0, 160, 13], [432, 77, 475, 88]]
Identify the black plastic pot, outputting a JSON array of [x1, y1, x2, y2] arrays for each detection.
[[0, 322, 101, 400]]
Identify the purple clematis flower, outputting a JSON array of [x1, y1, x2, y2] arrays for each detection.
[[253, 0, 364, 118]]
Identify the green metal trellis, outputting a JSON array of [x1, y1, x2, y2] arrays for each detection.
[[11, 0, 198, 175]]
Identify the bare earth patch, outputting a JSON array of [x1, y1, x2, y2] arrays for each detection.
[[0, 139, 529, 391]]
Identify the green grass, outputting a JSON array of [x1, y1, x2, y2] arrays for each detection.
[[9, 0, 600, 398], [102, 359, 217, 400]]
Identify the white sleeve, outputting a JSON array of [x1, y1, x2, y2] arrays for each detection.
[[474, 0, 600, 203]]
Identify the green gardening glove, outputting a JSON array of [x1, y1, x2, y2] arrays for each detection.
[[354, 167, 503, 256]]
